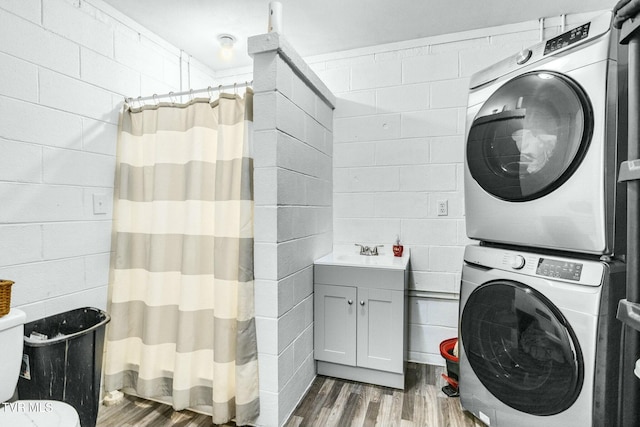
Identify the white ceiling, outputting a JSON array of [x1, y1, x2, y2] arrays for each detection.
[[102, 0, 617, 71]]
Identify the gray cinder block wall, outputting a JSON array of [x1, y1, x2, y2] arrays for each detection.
[[0, 0, 218, 321], [250, 32, 335, 427]]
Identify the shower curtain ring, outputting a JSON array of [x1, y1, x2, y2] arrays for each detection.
[[234, 83, 237, 94], [152, 94, 159, 106], [218, 84, 223, 95], [136, 96, 142, 109], [169, 91, 176, 104], [189, 89, 194, 101], [207, 86, 213, 98]]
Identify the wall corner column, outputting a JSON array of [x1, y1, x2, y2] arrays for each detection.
[[249, 32, 335, 427]]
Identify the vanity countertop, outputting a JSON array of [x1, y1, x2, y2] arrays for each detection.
[[314, 251, 410, 270]]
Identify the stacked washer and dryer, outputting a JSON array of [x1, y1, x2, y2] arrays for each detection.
[[460, 11, 628, 427]]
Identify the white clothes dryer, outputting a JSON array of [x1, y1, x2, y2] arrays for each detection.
[[464, 12, 627, 256], [458, 244, 625, 426]]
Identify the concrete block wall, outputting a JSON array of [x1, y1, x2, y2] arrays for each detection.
[[0, 0, 217, 322], [249, 33, 335, 427], [306, 10, 605, 365]]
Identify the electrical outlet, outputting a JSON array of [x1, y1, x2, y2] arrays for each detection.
[[437, 200, 448, 216]]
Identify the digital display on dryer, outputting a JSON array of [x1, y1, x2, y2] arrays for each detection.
[[544, 22, 591, 55], [536, 258, 583, 281]]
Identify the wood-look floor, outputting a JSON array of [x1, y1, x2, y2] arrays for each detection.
[[285, 363, 482, 427], [96, 394, 233, 427], [96, 363, 483, 427]]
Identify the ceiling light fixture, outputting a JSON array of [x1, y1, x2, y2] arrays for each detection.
[[217, 34, 236, 61]]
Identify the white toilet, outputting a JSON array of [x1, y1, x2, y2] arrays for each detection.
[[0, 308, 81, 427]]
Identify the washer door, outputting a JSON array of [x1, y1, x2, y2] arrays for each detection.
[[467, 71, 593, 202], [461, 280, 584, 416]]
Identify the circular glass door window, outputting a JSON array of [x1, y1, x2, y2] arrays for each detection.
[[461, 281, 583, 415], [467, 71, 593, 201]]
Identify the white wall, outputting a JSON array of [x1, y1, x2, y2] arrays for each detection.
[[0, 0, 217, 321], [306, 10, 605, 364], [250, 33, 334, 427]]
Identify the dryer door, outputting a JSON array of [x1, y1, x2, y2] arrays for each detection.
[[461, 280, 583, 415], [467, 71, 593, 202]]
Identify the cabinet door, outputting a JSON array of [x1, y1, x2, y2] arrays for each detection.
[[356, 288, 404, 373], [314, 284, 357, 366]]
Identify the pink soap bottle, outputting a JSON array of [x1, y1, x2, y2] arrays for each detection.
[[393, 235, 404, 257]]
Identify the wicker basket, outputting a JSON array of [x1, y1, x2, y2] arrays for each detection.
[[0, 280, 14, 317]]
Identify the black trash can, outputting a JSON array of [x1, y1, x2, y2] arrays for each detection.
[[17, 307, 110, 427]]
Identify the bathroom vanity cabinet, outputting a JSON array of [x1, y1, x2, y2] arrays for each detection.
[[313, 252, 410, 389]]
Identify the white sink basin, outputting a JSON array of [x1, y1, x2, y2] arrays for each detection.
[[314, 251, 410, 270]]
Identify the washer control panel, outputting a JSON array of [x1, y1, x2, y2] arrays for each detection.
[[536, 258, 583, 281], [465, 245, 604, 287]]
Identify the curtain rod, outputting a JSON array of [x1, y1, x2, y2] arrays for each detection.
[[125, 81, 253, 104]]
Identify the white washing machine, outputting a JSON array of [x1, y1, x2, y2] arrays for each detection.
[[459, 244, 625, 426], [464, 12, 627, 256]]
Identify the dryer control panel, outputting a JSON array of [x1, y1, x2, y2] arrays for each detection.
[[543, 23, 591, 55], [469, 11, 612, 89]]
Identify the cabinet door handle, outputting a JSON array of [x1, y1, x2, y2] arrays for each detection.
[[347, 300, 353, 305], [360, 300, 365, 306]]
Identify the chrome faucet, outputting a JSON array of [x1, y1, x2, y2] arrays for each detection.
[[355, 244, 369, 255], [355, 244, 384, 256]]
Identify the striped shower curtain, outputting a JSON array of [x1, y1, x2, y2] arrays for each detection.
[[104, 91, 259, 425]]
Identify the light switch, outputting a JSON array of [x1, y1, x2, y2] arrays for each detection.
[[93, 193, 108, 215]]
